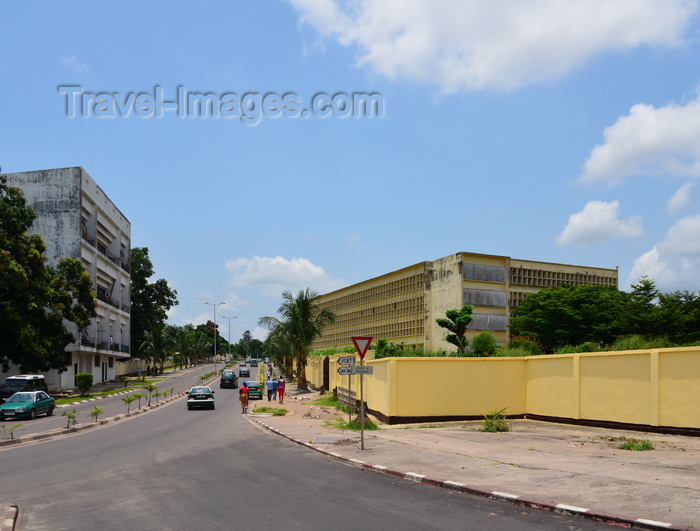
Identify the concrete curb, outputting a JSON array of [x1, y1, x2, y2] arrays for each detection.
[[250, 417, 690, 531], [0, 392, 187, 448]]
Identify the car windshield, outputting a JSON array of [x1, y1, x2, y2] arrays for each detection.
[[7, 393, 33, 403], [4, 380, 27, 389]]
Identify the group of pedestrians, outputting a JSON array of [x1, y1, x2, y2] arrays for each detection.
[[265, 377, 285, 403], [238, 374, 286, 414]]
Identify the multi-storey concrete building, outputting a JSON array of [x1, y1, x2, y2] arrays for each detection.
[[313, 252, 618, 352], [5, 167, 131, 390]]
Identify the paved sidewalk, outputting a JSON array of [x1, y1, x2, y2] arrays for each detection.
[[247, 388, 700, 530]]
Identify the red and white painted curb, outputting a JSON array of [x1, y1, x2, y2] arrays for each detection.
[[251, 418, 689, 531]]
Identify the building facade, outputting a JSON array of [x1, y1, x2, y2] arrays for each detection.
[[5, 167, 131, 390], [312, 252, 618, 352]]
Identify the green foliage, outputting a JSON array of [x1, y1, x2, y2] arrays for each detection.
[[470, 331, 499, 357], [89, 406, 103, 423], [0, 176, 97, 373], [1, 423, 22, 439], [309, 347, 356, 357], [130, 247, 178, 356], [435, 305, 473, 354], [554, 342, 601, 354], [611, 335, 673, 351], [142, 383, 157, 406], [75, 373, 94, 396], [258, 288, 336, 391], [482, 408, 511, 432], [606, 436, 655, 451], [325, 415, 379, 431], [121, 394, 137, 413], [61, 408, 78, 428], [132, 392, 145, 410], [506, 336, 544, 355]]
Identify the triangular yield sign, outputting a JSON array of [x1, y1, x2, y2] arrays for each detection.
[[352, 336, 372, 359]]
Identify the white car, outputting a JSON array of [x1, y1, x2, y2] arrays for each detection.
[[186, 386, 215, 410]]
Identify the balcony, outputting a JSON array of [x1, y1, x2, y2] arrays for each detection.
[[81, 228, 130, 274]]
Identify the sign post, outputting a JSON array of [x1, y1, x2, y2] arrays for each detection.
[[338, 356, 356, 424], [351, 336, 372, 450]]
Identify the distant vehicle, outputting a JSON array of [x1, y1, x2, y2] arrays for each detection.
[[239, 367, 250, 378], [0, 375, 48, 403], [0, 391, 55, 420], [186, 386, 215, 410], [220, 371, 238, 389], [245, 381, 263, 400], [250, 360, 259, 367]]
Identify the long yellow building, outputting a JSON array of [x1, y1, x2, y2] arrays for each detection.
[[313, 252, 618, 352]]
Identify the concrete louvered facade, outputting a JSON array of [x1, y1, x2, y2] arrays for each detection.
[[312, 252, 618, 352]]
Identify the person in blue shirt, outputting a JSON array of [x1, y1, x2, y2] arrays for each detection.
[[266, 379, 274, 401]]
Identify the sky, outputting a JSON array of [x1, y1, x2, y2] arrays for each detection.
[[2, 1, 700, 343]]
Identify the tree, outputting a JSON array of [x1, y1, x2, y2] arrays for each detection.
[[139, 323, 174, 374], [470, 331, 499, 357], [0, 176, 96, 373], [259, 288, 335, 391], [130, 247, 178, 356], [509, 284, 623, 351], [435, 305, 473, 354]]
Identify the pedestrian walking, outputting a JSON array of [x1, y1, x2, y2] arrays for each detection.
[[272, 378, 278, 400], [278, 377, 285, 404], [266, 378, 274, 401], [239, 382, 249, 413]]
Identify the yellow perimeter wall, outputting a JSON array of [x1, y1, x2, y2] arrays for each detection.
[[308, 347, 700, 429]]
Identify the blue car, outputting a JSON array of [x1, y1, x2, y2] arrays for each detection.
[[0, 391, 55, 420]]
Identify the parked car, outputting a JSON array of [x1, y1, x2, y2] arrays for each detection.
[[0, 391, 55, 420], [186, 386, 215, 410], [239, 367, 250, 378], [220, 371, 238, 389], [245, 381, 263, 400], [0, 375, 48, 403]]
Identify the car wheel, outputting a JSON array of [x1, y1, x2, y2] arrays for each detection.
[[47, 406, 55, 416], [29, 409, 36, 420]]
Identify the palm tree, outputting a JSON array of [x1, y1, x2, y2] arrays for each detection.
[[140, 323, 174, 374], [259, 288, 335, 391]]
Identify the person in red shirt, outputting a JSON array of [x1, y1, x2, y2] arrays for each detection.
[[239, 383, 249, 413], [277, 377, 285, 404]]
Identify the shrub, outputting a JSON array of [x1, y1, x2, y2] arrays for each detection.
[[470, 332, 499, 357], [507, 336, 544, 355], [555, 342, 601, 354], [611, 335, 672, 351], [75, 373, 94, 396], [482, 408, 511, 432]]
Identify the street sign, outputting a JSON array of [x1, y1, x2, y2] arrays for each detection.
[[352, 336, 372, 359], [337, 365, 373, 375], [338, 356, 356, 366]]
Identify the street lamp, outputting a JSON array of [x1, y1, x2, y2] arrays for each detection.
[[204, 300, 225, 373], [221, 315, 238, 360]]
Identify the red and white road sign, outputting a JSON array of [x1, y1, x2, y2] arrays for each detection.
[[352, 336, 372, 360]]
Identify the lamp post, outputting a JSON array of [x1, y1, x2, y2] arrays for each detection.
[[204, 300, 225, 373], [221, 315, 237, 361]]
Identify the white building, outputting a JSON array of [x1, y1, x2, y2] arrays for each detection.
[[4, 167, 131, 390]]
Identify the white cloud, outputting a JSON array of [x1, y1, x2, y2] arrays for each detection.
[[60, 55, 88, 73], [287, 0, 694, 93], [580, 95, 700, 186], [667, 182, 695, 216], [627, 214, 700, 289], [556, 200, 643, 245], [225, 255, 346, 297]]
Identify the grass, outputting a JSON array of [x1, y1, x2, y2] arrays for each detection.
[[324, 415, 379, 431], [251, 406, 288, 416], [481, 408, 511, 432], [603, 436, 655, 451], [313, 394, 351, 413]]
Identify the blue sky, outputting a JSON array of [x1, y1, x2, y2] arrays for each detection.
[[2, 1, 700, 342]]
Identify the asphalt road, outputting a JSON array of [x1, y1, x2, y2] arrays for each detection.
[[1, 366, 611, 530]]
